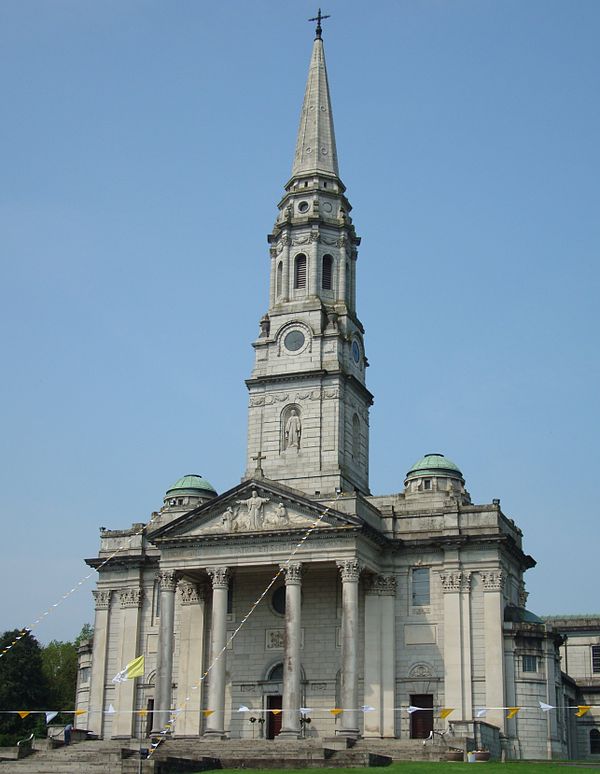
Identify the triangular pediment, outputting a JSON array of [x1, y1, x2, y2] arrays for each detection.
[[150, 478, 361, 542]]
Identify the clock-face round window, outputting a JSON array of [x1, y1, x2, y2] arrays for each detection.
[[284, 329, 306, 352], [297, 201, 309, 213], [352, 340, 361, 363]]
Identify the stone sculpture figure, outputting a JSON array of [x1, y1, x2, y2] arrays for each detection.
[[285, 409, 302, 450], [236, 489, 270, 530], [275, 502, 289, 525], [222, 506, 235, 532]]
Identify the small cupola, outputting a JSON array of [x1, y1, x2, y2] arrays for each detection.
[[163, 474, 217, 511], [404, 453, 470, 502]]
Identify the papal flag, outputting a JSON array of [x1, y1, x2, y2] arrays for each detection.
[[112, 654, 144, 683]]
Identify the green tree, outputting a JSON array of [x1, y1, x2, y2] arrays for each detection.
[[0, 630, 51, 746], [41, 640, 78, 712]]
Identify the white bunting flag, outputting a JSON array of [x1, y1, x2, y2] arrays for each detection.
[[45, 711, 58, 724], [237, 705, 250, 713], [476, 708, 487, 718], [107, 704, 116, 715], [539, 702, 554, 712]]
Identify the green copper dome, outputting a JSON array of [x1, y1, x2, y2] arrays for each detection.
[[406, 453, 463, 478], [165, 474, 216, 497]]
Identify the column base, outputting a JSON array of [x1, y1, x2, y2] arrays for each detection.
[[276, 730, 302, 740], [203, 730, 228, 739]]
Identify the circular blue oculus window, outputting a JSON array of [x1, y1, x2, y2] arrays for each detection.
[[352, 340, 361, 363]]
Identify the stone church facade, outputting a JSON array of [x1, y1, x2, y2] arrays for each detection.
[[76, 26, 598, 761]]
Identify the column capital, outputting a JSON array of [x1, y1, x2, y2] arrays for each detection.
[[92, 589, 111, 610], [207, 566, 230, 589], [439, 570, 471, 593], [281, 562, 302, 585], [337, 559, 362, 583], [365, 574, 396, 596], [118, 587, 144, 608], [481, 569, 505, 592], [178, 579, 205, 606], [157, 569, 178, 592]]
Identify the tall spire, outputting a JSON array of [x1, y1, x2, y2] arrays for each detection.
[[291, 35, 339, 179]]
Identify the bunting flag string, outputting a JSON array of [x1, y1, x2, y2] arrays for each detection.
[[1, 702, 599, 719], [0, 510, 166, 660]]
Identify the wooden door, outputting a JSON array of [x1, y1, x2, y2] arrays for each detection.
[[266, 695, 283, 739], [410, 694, 433, 739]]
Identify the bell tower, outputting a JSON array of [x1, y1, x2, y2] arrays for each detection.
[[245, 21, 372, 496]]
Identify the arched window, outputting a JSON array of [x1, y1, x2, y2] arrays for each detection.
[[352, 413, 360, 460], [294, 254, 307, 289], [268, 662, 284, 682], [322, 254, 333, 290], [345, 261, 350, 299], [276, 261, 283, 297], [591, 729, 600, 755]]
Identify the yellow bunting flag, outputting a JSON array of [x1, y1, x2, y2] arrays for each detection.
[[271, 709, 282, 716], [17, 711, 30, 719], [138, 709, 148, 717], [75, 709, 87, 716], [576, 706, 591, 717], [330, 708, 343, 716], [507, 707, 520, 719], [440, 708, 454, 719], [126, 655, 145, 679], [203, 710, 214, 718]]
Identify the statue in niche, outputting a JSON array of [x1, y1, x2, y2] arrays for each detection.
[[236, 489, 270, 530], [284, 409, 302, 450]]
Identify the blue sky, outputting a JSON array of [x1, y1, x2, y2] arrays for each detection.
[[1, 0, 598, 644]]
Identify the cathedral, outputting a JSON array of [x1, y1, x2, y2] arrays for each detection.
[[75, 21, 599, 761]]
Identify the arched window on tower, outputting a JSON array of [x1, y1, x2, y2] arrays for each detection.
[[322, 254, 333, 290], [276, 261, 283, 297], [345, 261, 350, 300], [591, 730, 600, 755], [294, 254, 307, 289], [352, 413, 360, 461]]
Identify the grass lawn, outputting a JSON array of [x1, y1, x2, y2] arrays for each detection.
[[199, 764, 599, 774]]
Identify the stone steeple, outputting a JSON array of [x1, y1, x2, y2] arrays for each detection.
[[245, 29, 372, 497], [291, 36, 339, 179]]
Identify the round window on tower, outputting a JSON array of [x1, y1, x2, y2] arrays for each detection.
[[352, 340, 361, 364], [297, 201, 309, 213], [284, 329, 306, 352]]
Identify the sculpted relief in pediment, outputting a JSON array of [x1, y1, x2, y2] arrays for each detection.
[[197, 490, 324, 536]]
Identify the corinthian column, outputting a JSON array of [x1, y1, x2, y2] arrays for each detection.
[[338, 559, 361, 738], [482, 569, 506, 732], [278, 562, 302, 739], [152, 570, 177, 734], [204, 567, 230, 738]]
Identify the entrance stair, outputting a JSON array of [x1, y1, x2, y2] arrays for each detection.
[[0, 735, 459, 773]]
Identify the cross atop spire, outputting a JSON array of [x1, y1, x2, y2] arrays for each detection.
[[308, 8, 330, 40]]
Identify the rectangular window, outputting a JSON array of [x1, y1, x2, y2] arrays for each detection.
[[412, 568, 430, 606], [592, 645, 600, 674], [79, 666, 91, 684], [522, 654, 538, 672], [227, 580, 234, 616]]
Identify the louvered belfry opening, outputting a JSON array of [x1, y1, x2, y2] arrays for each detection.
[[322, 254, 333, 290], [294, 254, 307, 289]]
